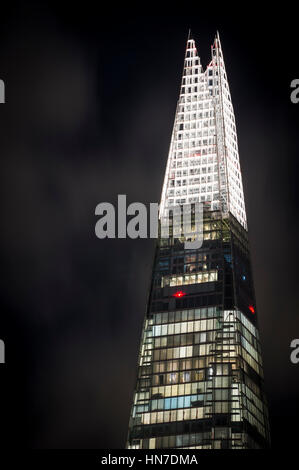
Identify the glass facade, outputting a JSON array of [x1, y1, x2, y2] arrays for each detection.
[[160, 33, 247, 229], [126, 33, 270, 449]]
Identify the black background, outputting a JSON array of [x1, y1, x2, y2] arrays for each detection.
[[0, 1, 298, 450]]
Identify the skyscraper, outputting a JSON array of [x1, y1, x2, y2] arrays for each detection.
[[126, 32, 270, 449]]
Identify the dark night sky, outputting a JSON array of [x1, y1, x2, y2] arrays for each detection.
[[0, 2, 298, 449]]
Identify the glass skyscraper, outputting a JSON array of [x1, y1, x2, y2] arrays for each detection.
[[126, 32, 270, 449]]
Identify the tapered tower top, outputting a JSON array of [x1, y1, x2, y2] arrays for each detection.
[[160, 32, 247, 229]]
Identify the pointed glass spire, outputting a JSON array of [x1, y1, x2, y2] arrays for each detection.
[[160, 32, 247, 229]]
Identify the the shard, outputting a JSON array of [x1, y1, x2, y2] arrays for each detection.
[[126, 32, 270, 449]]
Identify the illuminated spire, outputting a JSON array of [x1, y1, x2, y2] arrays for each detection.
[[160, 32, 247, 229]]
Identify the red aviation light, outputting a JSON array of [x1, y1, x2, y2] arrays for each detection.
[[248, 305, 255, 314], [173, 291, 186, 298]]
